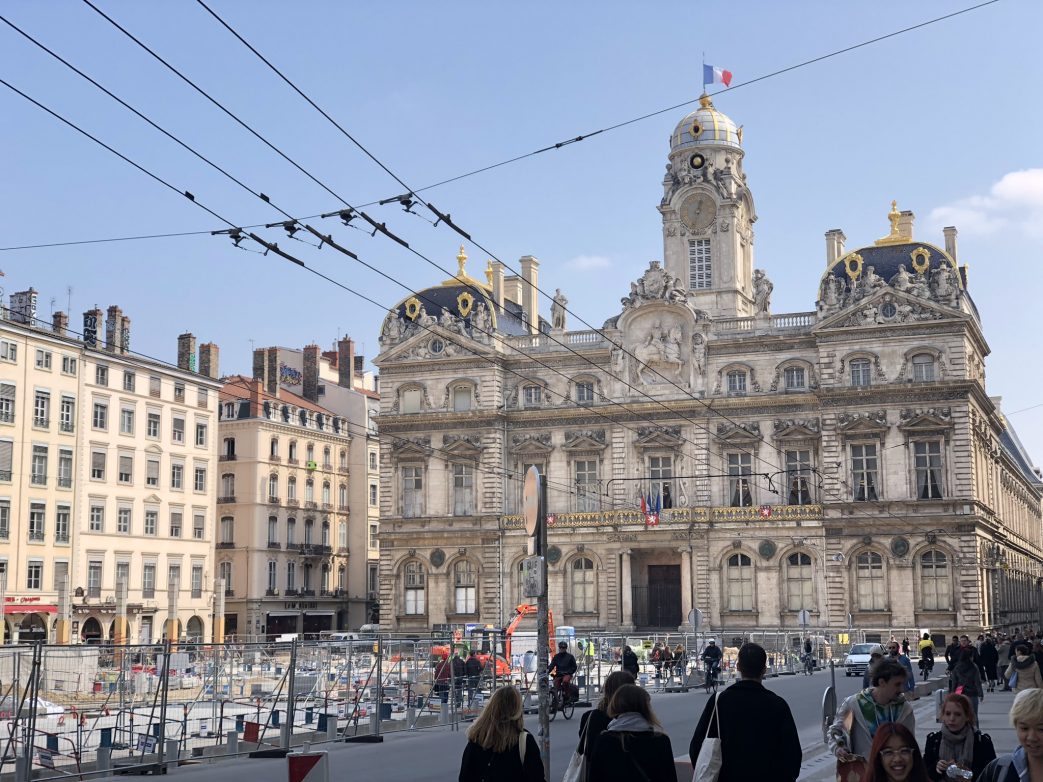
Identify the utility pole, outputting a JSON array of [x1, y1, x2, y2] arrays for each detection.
[[521, 466, 549, 779]]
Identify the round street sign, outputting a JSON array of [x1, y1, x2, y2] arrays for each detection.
[[797, 609, 811, 627], [523, 465, 540, 537], [688, 608, 702, 630]]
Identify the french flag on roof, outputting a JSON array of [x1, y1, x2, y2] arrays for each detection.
[[703, 64, 733, 88]]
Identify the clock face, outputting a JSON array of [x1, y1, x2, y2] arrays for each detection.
[[680, 193, 717, 232]]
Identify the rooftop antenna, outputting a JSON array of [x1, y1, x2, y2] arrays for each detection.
[[67, 286, 72, 316]]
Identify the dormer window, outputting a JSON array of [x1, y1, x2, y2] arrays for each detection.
[[523, 385, 542, 407], [911, 353, 935, 382], [726, 371, 747, 395]]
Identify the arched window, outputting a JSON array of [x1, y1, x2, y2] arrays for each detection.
[[304, 518, 314, 544], [323, 446, 331, 467], [221, 473, 236, 499], [270, 437, 279, 459], [267, 474, 278, 500], [286, 562, 296, 591], [404, 562, 426, 615], [219, 561, 232, 592], [453, 561, 477, 614], [921, 550, 951, 610], [571, 558, 595, 613], [306, 443, 315, 462], [855, 552, 885, 610], [321, 520, 330, 547], [286, 517, 296, 545], [322, 481, 331, 505], [339, 449, 348, 470], [267, 516, 278, 546], [725, 553, 753, 611], [321, 564, 330, 593], [288, 440, 298, 461], [337, 565, 346, 590], [223, 437, 236, 458], [305, 479, 315, 502], [850, 358, 872, 387], [785, 552, 813, 611], [911, 353, 936, 382]]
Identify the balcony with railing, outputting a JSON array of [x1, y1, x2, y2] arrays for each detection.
[[506, 329, 606, 351], [715, 311, 817, 335], [58, 477, 72, 488], [286, 499, 299, 507], [217, 541, 235, 549], [60, 421, 74, 433], [219, 454, 237, 462], [304, 501, 318, 510], [32, 417, 49, 429], [268, 495, 281, 505], [28, 530, 44, 542], [265, 589, 279, 596], [0, 411, 13, 423], [501, 502, 825, 530], [217, 495, 236, 504], [267, 540, 281, 549]]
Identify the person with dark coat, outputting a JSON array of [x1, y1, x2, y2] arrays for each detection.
[[690, 642, 802, 782], [451, 652, 466, 702], [457, 685, 545, 782], [945, 636, 961, 672], [979, 637, 1000, 693], [576, 671, 635, 773], [621, 645, 639, 677], [464, 651, 482, 704], [589, 684, 675, 782], [924, 693, 996, 781], [949, 648, 985, 720], [978, 689, 1043, 782]]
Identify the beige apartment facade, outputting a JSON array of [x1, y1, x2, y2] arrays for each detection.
[[0, 292, 221, 644]]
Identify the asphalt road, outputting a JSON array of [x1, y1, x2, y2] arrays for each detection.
[[102, 668, 868, 782]]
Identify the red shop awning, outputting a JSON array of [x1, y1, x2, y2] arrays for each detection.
[[3, 604, 58, 615]]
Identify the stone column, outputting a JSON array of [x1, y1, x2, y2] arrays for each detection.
[[621, 550, 634, 630], [680, 549, 693, 629]]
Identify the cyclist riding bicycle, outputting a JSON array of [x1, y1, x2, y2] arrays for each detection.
[[700, 640, 723, 684], [549, 641, 578, 703]]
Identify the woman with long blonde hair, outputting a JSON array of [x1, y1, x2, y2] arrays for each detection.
[[458, 685, 545, 782]]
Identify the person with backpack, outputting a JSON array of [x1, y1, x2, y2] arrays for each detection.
[[1005, 644, 1043, 692], [923, 693, 996, 781], [457, 685, 545, 782], [621, 645, 639, 677], [978, 688, 1043, 782], [588, 684, 675, 782]]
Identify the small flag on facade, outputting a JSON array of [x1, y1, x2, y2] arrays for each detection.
[[703, 64, 733, 87], [547, 514, 556, 526], [758, 505, 773, 519]]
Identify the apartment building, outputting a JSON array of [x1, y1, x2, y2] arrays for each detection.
[[0, 290, 221, 644]]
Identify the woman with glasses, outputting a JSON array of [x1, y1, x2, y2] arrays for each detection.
[[863, 722, 929, 782]]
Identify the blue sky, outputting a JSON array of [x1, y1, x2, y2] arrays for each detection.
[[2, 1, 1042, 454]]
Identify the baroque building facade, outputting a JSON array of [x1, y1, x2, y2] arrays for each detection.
[[374, 96, 1043, 637]]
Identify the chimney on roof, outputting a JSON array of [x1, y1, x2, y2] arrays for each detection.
[[198, 342, 219, 379], [105, 306, 123, 353], [353, 355, 364, 374], [248, 377, 264, 416], [491, 261, 505, 310], [83, 308, 103, 348], [897, 210, 915, 241], [252, 347, 268, 382], [177, 333, 197, 371], [519, 256, 539, 335], [943, 226, 958, 262], [265, 347, 278, 398], [52, 311, 68, 337], [303, 344, 320, 402], [337, 337, 355, 389], [118, 315, 131, 355], [824, 229, 846, 266]]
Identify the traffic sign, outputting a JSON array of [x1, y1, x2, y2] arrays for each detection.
[[688, 608, 702, 630], [523, 466, 540, 536]]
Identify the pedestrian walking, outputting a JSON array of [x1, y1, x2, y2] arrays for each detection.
[[903, 638, 911, 656], [980, 637, 1000, 693], [673, 644, 687, 678], [588, 684, 675, 782], [457, 685, 545, 782], [829, 657, 916, 782], [1005, 644, 1043, 692], [978, 688, 1043, 782], [660, 644, 673, 679], [621, 645, 639, 677], [950, 648, 985, 719], [946, 636, 962, 673], [464, 650, 482, 704], [888, 640, 917, 694], [923, 693, 996, 781], [650, 642, 663, 679], [572, 670, 634, 779], [862, 722, 929, 782], [689, 642, 801, 781], [452, 651, 466, 703]]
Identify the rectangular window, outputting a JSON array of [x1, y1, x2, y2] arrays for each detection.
[[173, 382, 185, 402], [33, 391, 50, 428], [149, 376, 161, 397], [286, 562, 296, 592], [169, 511, 182, 538], [191, 565, 203, 599], [35, 349, 52, 370], [170, 463, 183, 489], [193, 514, 205, 539], [850, 359, 872, 388], [61, 355, 77, 375], [400, 388, 421, 414], [53, 560, 70, 591], [195, 422, 207, 446], [649, 455, 673, 508], [0, 340, 18, 363], [87, 560, 102, 598], [727, 452, 753, 507], [369, 483, 377, 506], [368, 451, 377, 471], [120, 407, 134, 434], [30, 444, 48, 485], [727, 371, 747, 394], [171, 417, 185, 444], [574, 459, 599, 511], [55, 505, 70, 542], [92, 401, 108, 430], [268, 516, 279, 545], [0, 500, 10, 539], [914, 441, 944, 500], [168, 564, 181, 593], [59, 396, 75, 433], [575, 381, 595, 403], [91, 450, 106, 480], [117, 507, 131, 534], [688, 238, 712, 290], [851, 443, 879, 501], [28, 502, 45, 540], [144, 510, 158, 536], [115, 561, 130, 590], [142, 563, 156, 598], [338, 521, 347, 549], [268, 562, 278, 592], [0, 439, 12, 482], [452, 463, 474, 515], [197, 387, 208, 407], [452, 387, 471, 412], [786, 449, 813, 505], [122, 371, 135, 392], [95, 364, 108, 386], [0, 383, 15, 424], [783, 366, 806, 390], [402, 465, 424, 517], [193, 466, 206, 492], [146, 459, 159, 487], [118, 454, 133, 484], [146, 412, 160, 438], [58, 449, 73, 488], [89, 504, 104, 532], [26, 561, 42, 590], [523, 385, 542, 406]]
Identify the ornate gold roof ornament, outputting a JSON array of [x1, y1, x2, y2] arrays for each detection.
[[457, 291, 475, 317], [440, 244, 492, 290], [910, 246, 931, 275], [485, 260, 494, 286], [874, 200, 906, 246], [403, 296, 422, 321], [844, 252, 864, 282], [699, 93, 713, 109]]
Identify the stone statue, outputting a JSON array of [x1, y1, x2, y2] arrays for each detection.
[[416, 304, 436, 328], [470, 303, 492, 342], [611, 345, 625, 374], [691, 332, 706, 376], [664, 326, 683, 363], [551, 289, 568, 330], [890, 264, 912, 292], [381, 311, 403, 344], [931, 265, 959, 307], [820, 275, 841, 311], [753, 269, 773, 314], [864, 265, 885, 290]]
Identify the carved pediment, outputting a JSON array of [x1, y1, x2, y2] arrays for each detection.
[[836, 410, 889, 436], [619, 261, 690, 311], [817, 288, 959, 331], [563, 429, 607, 452], [716, 421, 762, 443], [635, 425, 684, 449], [442, 434, 482, 457], [898, 407, 953, 434], [773, 418, 821, 440], [510, 432, 553, 456], [392, 437, 432, 458]]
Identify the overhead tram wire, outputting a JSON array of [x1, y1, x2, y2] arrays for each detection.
[[0, 75, 778, 510], [192, 0, 999, 507], [51, 4, 789, 497]]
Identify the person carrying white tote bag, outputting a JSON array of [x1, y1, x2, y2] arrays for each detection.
[[692, 692, 722, 782]]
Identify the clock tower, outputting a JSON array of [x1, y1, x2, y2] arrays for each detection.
[[658, 95, 757, 318]]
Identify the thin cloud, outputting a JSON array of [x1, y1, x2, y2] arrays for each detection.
[[929, 169, 1043, 238], [564, 254, 612, 270]]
